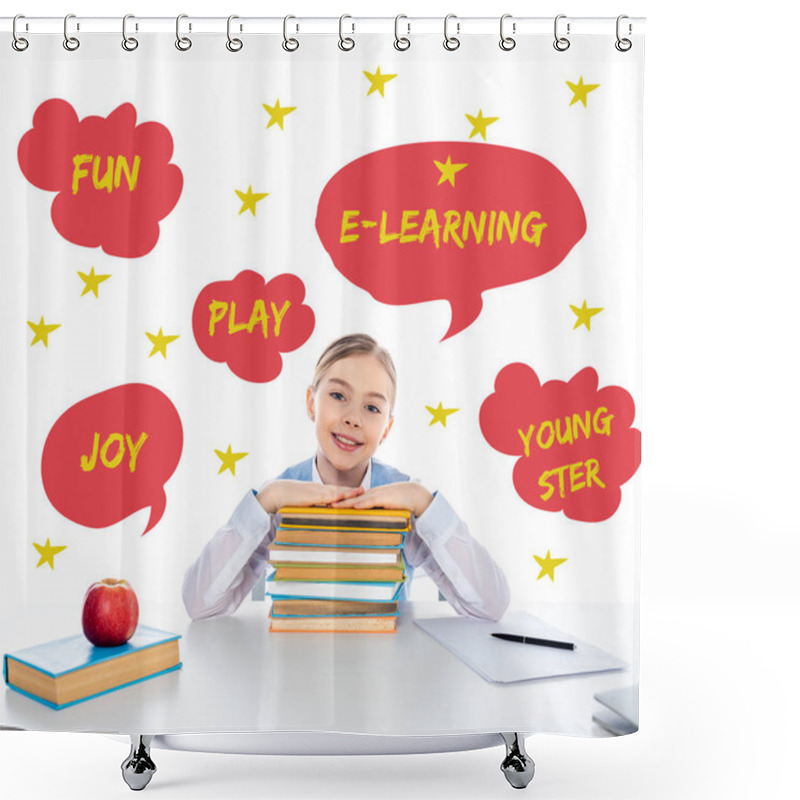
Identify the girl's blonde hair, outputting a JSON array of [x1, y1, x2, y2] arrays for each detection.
[[312, 334, 397, 411]]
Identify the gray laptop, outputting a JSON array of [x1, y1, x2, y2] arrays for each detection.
[[593, 685, 639, 735]]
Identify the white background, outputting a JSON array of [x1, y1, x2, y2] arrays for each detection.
[[1, 1, 798, 798]]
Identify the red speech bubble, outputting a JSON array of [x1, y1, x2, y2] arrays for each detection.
[[480, 364, 641, 522], [41, 384, 183, 535], [192, 270, 315, 383], [316, 142, 586, 340], [18, 99, 183, 258]]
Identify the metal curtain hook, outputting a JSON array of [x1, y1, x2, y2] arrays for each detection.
[[176, 13, 192, 51], [499, 14, 516, 51], [443, 14, 460, 51], [394, 14, 410, 51], [226, 15, 242, 51], [553, 14, 570, 51], [615, 15, 632, 51], [12, 14, 29, 51], [122, 14, 138, 51], [338, 14, 355, 51], [63, 13, 80, 51], [283, 15, 299, 51]]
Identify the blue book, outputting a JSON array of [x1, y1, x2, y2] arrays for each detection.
[[271, 608, 399, 618], [4, 625, 181, 710], [265, 573, 404, 602]]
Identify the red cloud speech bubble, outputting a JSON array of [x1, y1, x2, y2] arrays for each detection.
[[480, 364, 641, 522], [192, 270, 315, 383], [316, 142, 586, 340], [41, 384, 183, 535], [18, 99, 182, 258]]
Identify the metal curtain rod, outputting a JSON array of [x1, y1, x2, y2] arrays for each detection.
[[1, 15, 645, 36]]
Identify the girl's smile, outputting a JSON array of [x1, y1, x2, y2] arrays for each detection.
[[331, 431, 363, 452]]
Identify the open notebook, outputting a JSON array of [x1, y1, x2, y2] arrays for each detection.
[[415, 610, 627, 684]]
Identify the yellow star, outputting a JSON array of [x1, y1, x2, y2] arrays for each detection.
[[465, 109, 499, 141], [235, 185, 269, 216], [533, 550, 568, 582], [27, 316, 61, 347], [426, 402, 459, 427], [566, 76, 600, 107], [262, 99, 297, 130], [434, 156, 469, 187], [364, 66, 397, 98], [78, 266, 111, 298], [146, 327, 180, 358], [570, 300, 604, 331], [216, 445, 248, 476], [33, 538, 67, 570]]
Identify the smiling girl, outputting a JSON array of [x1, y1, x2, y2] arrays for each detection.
[[182, 334, 510, 622]]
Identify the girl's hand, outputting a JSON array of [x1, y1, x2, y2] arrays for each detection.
[[256, 480, 364, 514], [330, 481, 434, 518]]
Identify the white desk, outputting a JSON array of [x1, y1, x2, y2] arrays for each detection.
[[2, 602, 635, 737]]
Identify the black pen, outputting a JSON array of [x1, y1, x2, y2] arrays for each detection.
[[491, 632, 576, 651]]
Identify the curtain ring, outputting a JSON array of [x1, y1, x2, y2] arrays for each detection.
[[499, 14, 516, 51], [63, 13, 80, 51], [338, 14, 355, 51], [12, 14, 29, 51], [394, 15, 410, 51], [553, 14, 570, 51], [615, 15, 632, 52], [226, 15, 242, 51], [122, 14, 138, 51], [176, 13, 192, 51], [283, 15, 299, 52], [443, 14, 460, 51]]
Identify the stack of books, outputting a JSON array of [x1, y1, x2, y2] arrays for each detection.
[[266, 506, 410, 633]]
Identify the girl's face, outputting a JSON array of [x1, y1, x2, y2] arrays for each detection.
[[307, 354, 394, 478]]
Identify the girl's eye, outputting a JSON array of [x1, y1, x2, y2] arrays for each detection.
[[366, 404, 381, 414], [330, 391, 345, 401]]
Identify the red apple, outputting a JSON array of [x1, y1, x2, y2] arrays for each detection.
[[82, 578, 139, 647]]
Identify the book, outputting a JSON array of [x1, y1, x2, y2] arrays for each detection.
[[271, 598, 399, 617], [273, 528, 406, 548], [266, 573, 403, 602], [268, 610, 397, 633], [270, 598, 398, 616], [278, 506, 411, 531], [271, 562, 405, 583], [3, 625, 181, 710], [267, 545, 402, 564]]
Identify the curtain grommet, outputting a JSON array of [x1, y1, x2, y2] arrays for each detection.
[[615, 15, 632, 51], [63, 13, 80, 51], [499, 14, 516, 51], [12, 14, 29, 51], [338, 14, 355, 51], [176, 14, 192, 51], [394, 15, 410, 51], [226, 15, 243, 52], [283, 15, 299, 52], [553, 14, 570, 52], [121, 14, 138, 51], [443, 14, 460, 51]]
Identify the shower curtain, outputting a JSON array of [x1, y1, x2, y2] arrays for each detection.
[[1, 16, 643, 739]]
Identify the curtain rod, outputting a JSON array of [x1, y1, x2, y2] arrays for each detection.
[[2, 16, 645, 37]]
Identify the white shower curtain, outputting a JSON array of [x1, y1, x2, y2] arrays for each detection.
[[1, 16, 643, 738]]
